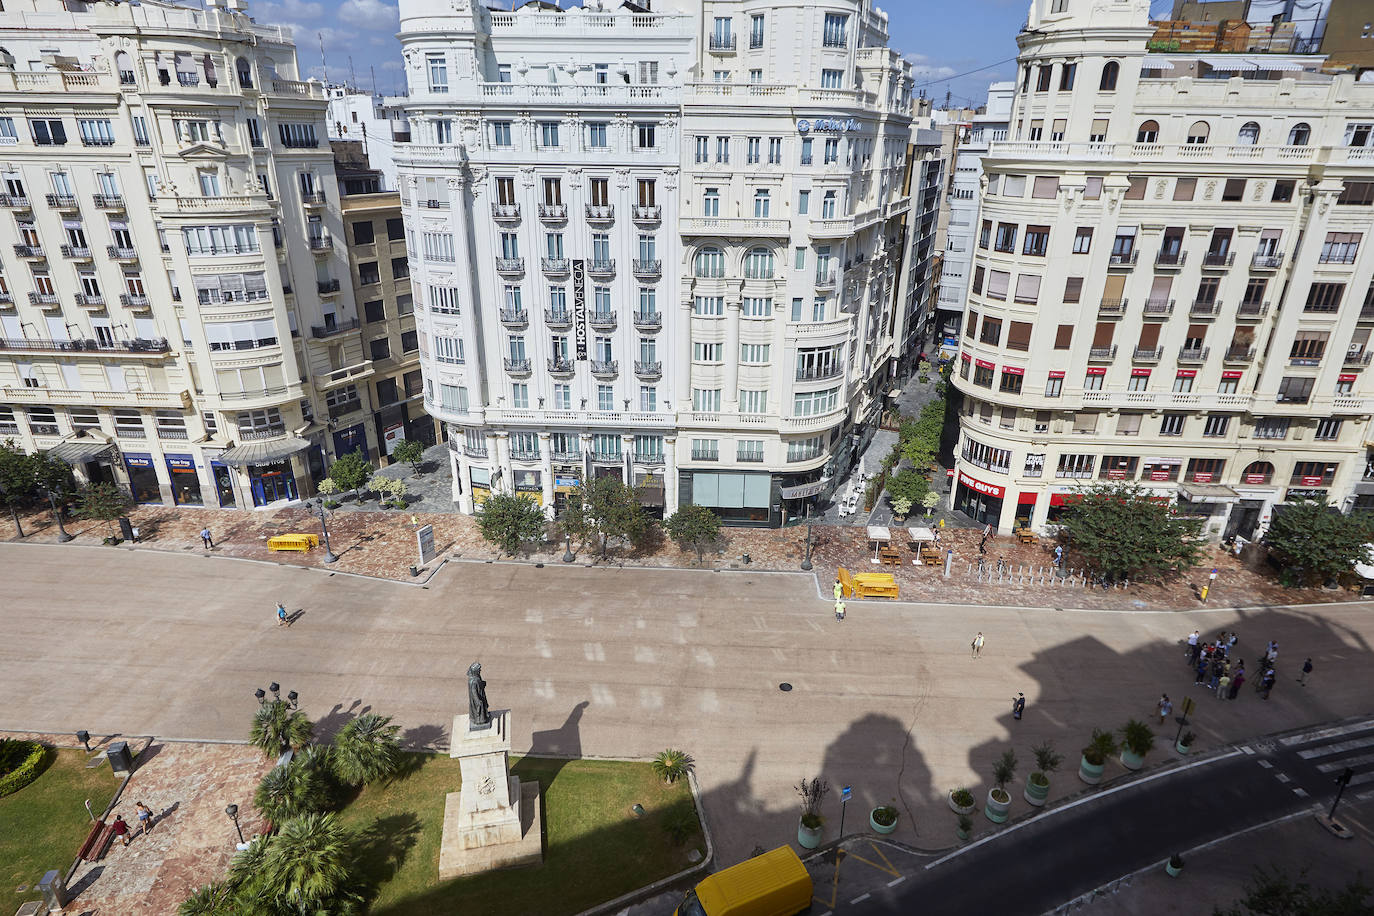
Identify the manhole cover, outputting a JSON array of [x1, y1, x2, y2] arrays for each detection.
[[779, 683, 793, 692]]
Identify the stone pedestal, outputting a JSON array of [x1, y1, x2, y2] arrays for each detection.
[[438, 709, 544, 879]]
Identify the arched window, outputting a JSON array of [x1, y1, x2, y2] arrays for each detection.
[[1287, 122, 1311, 146], [1242, 461, 1274, 484], [115, 51, 135, 85], [1186, 120, 1210, 144], [743, 247, 774, 279], [1136, 120, 1159, 143], [1099, 60, 1119, 91], [236, 57, 253, 88], [201, 53, 219, 88], [694, 246, 725, 278], [1237, 121, 1260, 145]]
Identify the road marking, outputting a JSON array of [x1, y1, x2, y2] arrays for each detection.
[[926, 749, 1244, 870], [639, 687, 664, 710], [1294, 788, 1308, 797], [1317, 752, 1374, 772], [583, 642, 605, 662], [845, 842, 901, 878], [850, 893, 871, 904], [1352, 771, 1374, 787], [1354, 788, 1374, 802], [1241, 746, 1256, 755], [1275, 773, 1291, 783], [634, 645, 657, 664], [1257, 759, 1273, 769], [694, 648, 715, 667], [1279, 720, 1374, 747], [1298, 735, 1374, 758], [887, 876, 906, 888], [590, 684, 615, 707]]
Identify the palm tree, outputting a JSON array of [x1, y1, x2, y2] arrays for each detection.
[[331, 713, 402, 786], [250, 702, 314, 757], [224, 836, 274, 911], [262, 813, 360, 914], [254, 758, 329, 826], [178, 882, 230, 916]]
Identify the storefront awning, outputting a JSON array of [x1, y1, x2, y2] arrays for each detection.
[[781, 481, 827, 499], [216, 437, 311, 467], [1178, 482, 1241, 501], [46, 439, 117, 465]]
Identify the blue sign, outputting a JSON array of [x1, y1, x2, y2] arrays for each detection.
[[841, 785, 852, 801], [165, 455, 196, 471], [124, 453, 154, 468], [797, 117, 860, 133]]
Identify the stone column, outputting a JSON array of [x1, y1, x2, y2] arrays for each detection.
[[664, 434, 679, 512], [492, 431, 511, 494], [538, 431, 554, 514]]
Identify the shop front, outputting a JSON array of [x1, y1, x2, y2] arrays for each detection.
[[469, 466, 492, 508], [680, 469, 774, 526], [635, 470, 666, 519], [124, 453, 162, 504], [46, 438, 119, 488], [215, 437, 311, 507], [1014, 491, 1036, 527], [165, 454, 204, 506], [211, 461, 237, 508], [552, 469, 581, 516], [953, 469, 1004, 527], [513, 469, 543, 506], [249, 462, 298, 506], [333, 423, 368, 462]]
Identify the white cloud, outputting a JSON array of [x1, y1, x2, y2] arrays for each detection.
[[380, 59, 404, 72], [255, 0, 324, 22], [905, 53, 957, 81], [339, 0, 400, 29]]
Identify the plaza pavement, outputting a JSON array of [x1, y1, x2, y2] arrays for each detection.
[[2, 542, 1373, 870]]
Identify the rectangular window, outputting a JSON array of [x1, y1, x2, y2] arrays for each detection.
[[1202, 415, 1230, 438], [1072, 227, 1092, 254], [1044, 377, 1062, 397], [693, 388, 722, 412], [1222, 178, 1245, 201], [427, 55, 448, 92], [823, 12, 848, 46], [793, 387, 839, 417], [1315, 418, 1343, 440], [636, 122, 656, 149], [587, 122, 608, 148], [1305, 283, 1345, 313], [1064, 277, 1083, 303], [1320, 232, 1361, 264], [1055, 454, 1094, 479], [29, 118, 67, 145], [1338, 181, 1374, 206], [277, 122, 318, 148], [740, 389, 768, 414], [1014, 274, 1041, 304], [491, 121, 512, 147], [539, 122, 560, 147], [1023, 225, 1049, 256]]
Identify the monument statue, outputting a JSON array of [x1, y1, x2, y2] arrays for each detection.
[[467, 662, 490, 729]]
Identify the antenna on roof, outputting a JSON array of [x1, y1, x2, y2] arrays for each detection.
[[349, 56, 356, 88], [319, 32, 327, 84]]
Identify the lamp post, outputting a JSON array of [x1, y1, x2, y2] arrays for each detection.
[[562, 534, 574, 563], [43, 485, 73, 542], [76, 730, 91, 753], [800, 524, 814, 571], [254, 688, 267, 706], [225, 804, 245, 844], [304, 497, 338, 563]]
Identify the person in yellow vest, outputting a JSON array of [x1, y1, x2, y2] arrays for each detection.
[[834, 599, 846, 621], [833, 578, 843, 601]]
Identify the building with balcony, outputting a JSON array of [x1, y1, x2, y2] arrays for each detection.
[[891, 121, 949, 371], [0, 0, 356, 507], [949, 0, 1374, 540], [325, 87, 411, 192], [397, 0, 914, 525]]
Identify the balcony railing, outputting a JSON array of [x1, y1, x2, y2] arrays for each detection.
[[240, 425, 288, 440], [590, 359, 618, 377], [633, 311, 662, 330], [1154, 250, 1186, 267], [636, 452, 666, 465], [492, 202, 521, 220], [0, 336, 170, 355], [796, 364, 843, 381], [120, 294, 150, 308], [587, 259, 616, 277], [1108, 250, 1138, 266], [1251, 252, 1283, 270], [13, 244, 45, 259], [547, 357, 574, 374], [588, 311, 617, 330], [301, 191, 326, 206], [1320, 252, 1359, 265], [1189, 299, 1221, 317], [496, 257, 525, 274], [538, 203, 567, 220], [1236, 301, 1270, 319], [1201, 251, 1235, 268], [308, 236, 331, 251], [1088, 345, 1117, 360], [1133, 346, 1163, 362], [1177, 345, 1209, 364], [311, 318, 360, 339], [29, 292, 59, 306], [74, 293, 104, 307], [737, 450, 765, 463], [107, 245, 138, 261], [1098, 298, 1127, 316], [815, 270, 838, 288], [634, 360, 662, 378], [0, 195, 31, 209], [1345, 351, 1373, 367], [691, 448, 720, 461], [463, 444, 489, 459], [92, 194, 124, 210], [632, 205, 661, 223], [541, 257, 570, 275], [158, 428, 190, 440], [61, 245, 93, 260], [545, 309, 573, 329], [1223, 346, 1255, 362], [591, 450, 622, 463], [45, 194, 79, 210], [499, 308, 528, 326], [1142, 298, 1174, 316], [585, 204, 615, 222], [708, 34, 737, 51], [317, 279, 341, 294], [504, 357, 532, 374], [632, 258, 662, 277]]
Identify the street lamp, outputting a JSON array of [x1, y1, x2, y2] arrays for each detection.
[[225, 804, 245, 844], [43, 485, 73, 543], [562, 534, 574, 563], [76, 730, 91, 753], [304, 497, 338, 563], [800, 524, 814, 571], [254, 688, 267, 706]]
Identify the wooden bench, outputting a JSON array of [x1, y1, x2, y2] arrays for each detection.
[[879, 548, 902, 566], [268, 533, 320, 552], [838, 567, 900, 599], [78, 819, 115, 862], [920, 546, 943, 564], [1015, 528, 1036, 545]]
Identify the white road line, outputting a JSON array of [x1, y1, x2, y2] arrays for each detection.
[[1294, 788, 1308, 797], [850, 893, 871, 904], [925, 749, 1244, 870], [1352, 771, 1374, 787], [1353, 788, 1374, 802], [1298, 736, 1374, 759], [1257, 759, 1274, 769], [1279, 720, 1374, 747], [1275, 773, 1291, 783], [1241, 746, 1256, 755], [1317, 752, 1374, 772], [887, 876, 906, 888]]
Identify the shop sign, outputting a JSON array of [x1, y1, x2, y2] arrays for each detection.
[[572, 259, 588, 359], [1221, 370, 1243, 379], [1286, 487, 1327, 500], [1107, 469, 1128, 479], [1048, 370, 1065, 379], [383, 423, 404, 455], [1192, 472, 1214, 483], [124, 453, 154, 468], [1244, 474, 1268, 484], [958, 470, 1004, 499], [1150, 470, 1172, 481], [797, 117, 860, 133], [1001, 365, 1024, 376], [975, 358, 994, 369], [165, 455, 195, 471], [781, 480, 827, 499], [1301, 475, 1325, 486]]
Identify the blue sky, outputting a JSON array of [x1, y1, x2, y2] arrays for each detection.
[[252, 0, 1177, 108]]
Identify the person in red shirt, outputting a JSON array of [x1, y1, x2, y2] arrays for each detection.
[[111, 815, 131, 846]]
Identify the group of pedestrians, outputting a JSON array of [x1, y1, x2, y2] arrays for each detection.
[[1183, 630, 1313, 701], [109, 801, 156, 848]]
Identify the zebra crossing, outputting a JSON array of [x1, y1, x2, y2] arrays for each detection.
[[1247, 716, 1374, 805]]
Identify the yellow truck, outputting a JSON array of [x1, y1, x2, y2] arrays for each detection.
[[675, 846, 813, 916]]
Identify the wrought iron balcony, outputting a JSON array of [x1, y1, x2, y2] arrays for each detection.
[[633, 258, 662, 278], [107, 245, 138, 261], [301, 191, 327, 207], [120, 294, 150, 308], [796, 364, 843, 381], [45, 194, 79, 210], [61, 245, 93, 260], [632, 205, 662, 224], [1142, 298, 1174, 316], [633, 311, 662, 330], [635, 452, 666, 465], [815, 270, 838, 288], [587, 259, 616, 278], [13, 244, 45, 259], [317, 279, 341, 295], [541, 257, 570, 275], [0, 194, 31, 209], [708, 34, 737, 51], [74, 293, 105, 307], [547, 357, 575, 375], [588, 311, 617, 330], [1236, 301, 1270, 320], [590, 359, 618, 378], [1201, 251, 1235, 268], [1087, 345, 1117, 360], [29, 292, 59, 307], [1177, 345, 1209, 364], [691, 448, 719, 461], [495, 257, 525, 274], [1098, 298, 1127, 316], [737, 450, 765, 463], [92, 194, 125, 210], [499, 308, 528, 327], [1345, 350, 1373, 367], [1251, 252, 1283, 270], [545, 309, 573, 329], [1107, 250, 1138, 266], [308, 236, 331, 251], [634, 360, 662, 379], [311, 318, 360, 339], [1154, 250, 1186, 268], [1132, 346, 1163, 362], [1189, 299, 1221, 317], [585, 204, 615, 222], [492, 202, 521, 221], [504, 357, 532, 375], [538, 203, 567, 221], [1223, 346, 1255, 363]]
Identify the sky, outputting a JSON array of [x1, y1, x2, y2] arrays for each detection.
[[246, 0, 1178, 110]]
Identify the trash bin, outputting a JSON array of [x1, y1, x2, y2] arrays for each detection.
[[38, 869, 66, 909], [106, 740, 133, 775], [118, 516, 134, 541]]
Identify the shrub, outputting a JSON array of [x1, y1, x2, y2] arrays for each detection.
[[1082, 728, 1119, 766], [254, 756, 331, 824], [478, 492, 548, 557], [950, 788, 975, 808], [1120, 719, 1156, 757], [990, 749, 1018, 801], [651, 749, 695, 785], [327, 450, 373, 498], [797, 776, 829, 828], [664, 505, 723, 565], [331, 714, 402, 786], [662, 798, 699, 846], [1030, 741, 1063, 785], [872, 804, 898, 827], [0, 740, 51, 797], [391, 439, 424, 474]]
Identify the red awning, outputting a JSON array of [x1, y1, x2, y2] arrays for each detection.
[[1339, 374, 1357, 382], [1086, 367, 1107, 376], [975, 358, 995, 369], [1131, 368, 1151, 377], [960, 352, 972, 362], [1002, 365, 1024, 376], [1048, 370, 1065, 379], [1221, 370, 1243, 379], [1175, 369, 1197, 378], [1018, 491, 1038, 505]]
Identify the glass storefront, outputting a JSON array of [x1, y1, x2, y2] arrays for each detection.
[[470, 466, 491, 508], [333, 424, 367, 462], [124, 453, 162, 504], [681, 470, 773, 526], [249, 461, 297, 506], [513, 469, 543, 506], [211, 461, 237, 508], [165, 455, 203, 506], [953, 470, 1004, 526]]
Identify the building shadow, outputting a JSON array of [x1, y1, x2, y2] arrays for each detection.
[[514, 700, 588, 790]]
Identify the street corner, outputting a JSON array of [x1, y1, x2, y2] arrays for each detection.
[[803, 838, 932, 914]]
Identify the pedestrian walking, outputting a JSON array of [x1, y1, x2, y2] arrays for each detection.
[[1216, 673, 1231, 699], [1260, 669, 1277, 700], [135, 802, 154, 835], [112, 815, 131, 847], [1053, 545, 1064, 568], [1298, 657, 1313, 685], [200, 527, 214, 550], [1229, 670, 1245, 699], [1194, 656, 1208, 686], [1186, 630, 1201, 666], [833, 578, 843, 601], [1012, 693, 1025, 720], [1158, 694, 1173, 724], [978, 533, 988, 555], [834, 599, 846, 621], [971, 632, 985, 658], [276, 602, 288, 627]]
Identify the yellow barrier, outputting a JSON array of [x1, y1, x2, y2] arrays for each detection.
[[268, 533, 320, 552]]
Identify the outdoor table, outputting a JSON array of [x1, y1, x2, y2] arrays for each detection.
[[867, 525, 891, 564], [907, 526, 936, 564]]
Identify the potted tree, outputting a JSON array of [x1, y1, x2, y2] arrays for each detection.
[[985, 749, 1017, 824], [796, 777, 829, 849], [869, 801, 899, 835], [1119, 719, 1155, 771], [1024, 741, 1063, 807], [947, 787, 976, 816], [1079, 728, 1118, 785], [956, 814, 973, 841], [1176, 730, 1195, 756], [1165, 853, 1184, 877]]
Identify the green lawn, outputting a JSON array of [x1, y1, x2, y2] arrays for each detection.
[[335, 754, 704, 916], [0, 747, 121, 915]]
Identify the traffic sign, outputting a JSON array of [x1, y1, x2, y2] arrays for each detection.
[[841, 785, 852, 801]]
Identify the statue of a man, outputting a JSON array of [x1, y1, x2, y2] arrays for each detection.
[[467, 662, 490, 729]]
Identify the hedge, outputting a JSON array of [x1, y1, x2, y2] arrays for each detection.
[[0, 740, 53, 798]]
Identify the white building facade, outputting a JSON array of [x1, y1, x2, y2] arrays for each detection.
[[0, 0, 358, 508], [951, 0, 1374, 538], [397, 0, 914, 525]]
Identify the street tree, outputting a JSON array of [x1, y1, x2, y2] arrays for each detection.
[[885, 468, 930, 518], [32, 452, 76, 505], [1262, 498, 1373, 587], [477, 492, 548, 556], [1058, 483, 1203, 581], [261, 813, 361, 915], [898, 400, 946, 469], [331, 713, 402, 786], [74, 482, 131, 540], [254, 755, 330, 824], [391, 439, 425, 475], [1212, 866, 1371, 916], [0, 441, 36, 537], [250, 701, 315, 757], [327, 449, 373, 500], [664, 504, 722, 564], [565, 477, 650, 559]]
